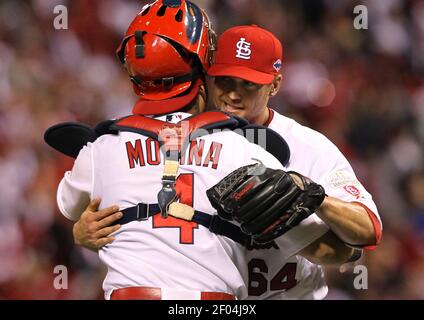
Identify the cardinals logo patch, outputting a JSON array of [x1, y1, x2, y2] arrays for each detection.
[[343, 185, 362, 199]]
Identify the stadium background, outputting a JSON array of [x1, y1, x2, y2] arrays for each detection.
[[0, 0, 423, 299]]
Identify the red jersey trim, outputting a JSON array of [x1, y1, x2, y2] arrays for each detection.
[[263, 108, 275, 127], [351, 201, 382, 250]]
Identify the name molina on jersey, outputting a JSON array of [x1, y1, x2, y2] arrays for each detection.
[[125, 138, 223, 170]]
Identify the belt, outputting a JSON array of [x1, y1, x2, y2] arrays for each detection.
[[116, 202, 278, 250], [110, 287, 236, 300]]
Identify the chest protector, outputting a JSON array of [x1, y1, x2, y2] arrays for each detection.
[[44, 111, 290, 249]]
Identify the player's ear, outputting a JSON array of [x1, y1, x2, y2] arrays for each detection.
[[269, 74, 282, 97]]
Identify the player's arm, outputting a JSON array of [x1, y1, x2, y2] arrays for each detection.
[[207, 164, 360, 266], [315, 150, 382, 249], [206, 146, 369, 266], [57, 143, 123, 251], [298, 230, 362, 265], [315, 196, 376, 247], [57, 144, 93, 221], [73, 198, 122, 252]]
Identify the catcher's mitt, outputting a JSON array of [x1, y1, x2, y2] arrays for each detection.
[[206, 163, 326, 244]]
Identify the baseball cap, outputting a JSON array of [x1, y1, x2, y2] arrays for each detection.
[[208, 25, 283, 85]]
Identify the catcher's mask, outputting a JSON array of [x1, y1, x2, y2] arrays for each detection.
[[116, 0, 217, 115]]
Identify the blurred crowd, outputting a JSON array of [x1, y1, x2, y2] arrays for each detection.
[[0, 0, 423, 299]]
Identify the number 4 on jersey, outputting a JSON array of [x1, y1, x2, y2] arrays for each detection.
[[152, 173, 198, 244]]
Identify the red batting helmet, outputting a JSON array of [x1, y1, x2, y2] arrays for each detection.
[[116, 0, 216, 115]]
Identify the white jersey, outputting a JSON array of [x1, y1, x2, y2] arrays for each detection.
[[243, 109, 382, 300], [56, 112, 285, 300]]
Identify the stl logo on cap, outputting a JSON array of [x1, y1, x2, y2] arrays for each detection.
[[235, 37, 251, 60]]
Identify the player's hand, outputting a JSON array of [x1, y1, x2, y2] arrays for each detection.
[[73, 198, 123, 252]]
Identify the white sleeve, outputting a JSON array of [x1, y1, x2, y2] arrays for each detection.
[[57, 144, 93, 221], [318, 152, 382, 247], [274, 216, 329, 260], [319, 153, 381, 226], [275, 141, 383, 256]]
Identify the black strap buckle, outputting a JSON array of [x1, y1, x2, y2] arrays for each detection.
[[136, 203, 150, 221]]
